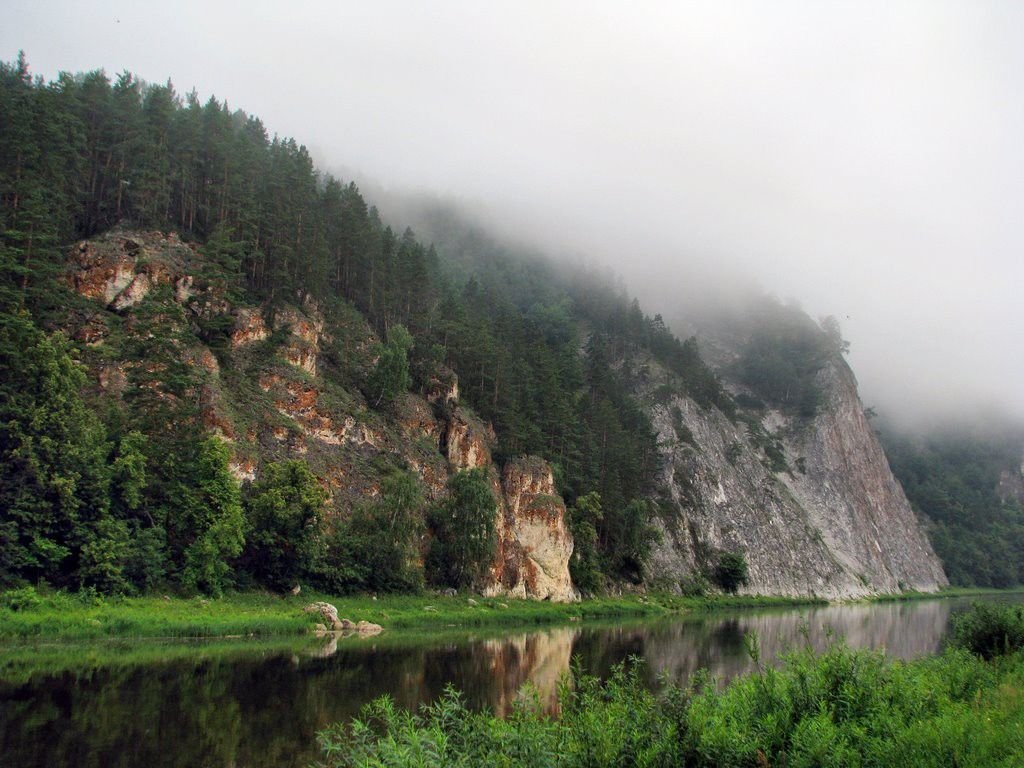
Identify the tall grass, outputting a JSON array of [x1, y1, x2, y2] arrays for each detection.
[[318, 605, 1024, 767]]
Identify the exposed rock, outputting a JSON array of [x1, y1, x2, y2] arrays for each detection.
[[275, 305, 324, 375], [303, 601, 343, 630], [998, 455, 1024, 504], [65, 230, 197, 312], [109, 272, 152, 311], [97, 364, 127, 395], [443, 407, 494, 469], [230, 307, 269, 348], [425, 366, 459, 405], [72, 314, 109, 346], [484, 456, 577, 602], [228, 456, 256, 483], [646, 357, 947, 598], [66, 238, 136, 304], [356, 620, 383, 635], [174, 275, 195, 303]]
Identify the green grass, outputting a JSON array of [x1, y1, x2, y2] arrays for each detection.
[[867, 586, 1024, 603], [0, 587, 825, 641], [318, 606, 1024, 767]]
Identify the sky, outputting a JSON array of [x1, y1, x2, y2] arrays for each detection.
[[5, 1, 1023, 428]]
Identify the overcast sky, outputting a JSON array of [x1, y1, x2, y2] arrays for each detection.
[[5, 1, 1023, 428]]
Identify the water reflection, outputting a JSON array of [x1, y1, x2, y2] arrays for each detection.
[[0, 596, 1013, 768]]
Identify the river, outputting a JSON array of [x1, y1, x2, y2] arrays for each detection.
[[1, 594, 1019, 767]]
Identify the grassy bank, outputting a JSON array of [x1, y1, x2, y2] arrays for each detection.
[[0, 587, 823, 641], [318, 604, 1024, 768], [868, 586, 1024, 603]]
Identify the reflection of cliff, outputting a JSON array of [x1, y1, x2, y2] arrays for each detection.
[[636, 600, 954, 686], [479, 629, 577, 714]]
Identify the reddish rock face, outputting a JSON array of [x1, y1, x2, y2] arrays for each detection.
[[443, 408, 494, 470], [273, 306, 324, 375], [65, 231, 197, 311], [425, 366, 459, 405], [485, 457, 576, 602], [67, 239, 137, 305], [230, 308, 270, 348]]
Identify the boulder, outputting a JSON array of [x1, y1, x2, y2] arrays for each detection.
[[303, 601, 342, 630]]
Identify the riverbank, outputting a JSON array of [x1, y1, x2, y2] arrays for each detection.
[[867, 585, 1024, 603], [0, 587, 824, 641], [317, 604, 1024, 767]]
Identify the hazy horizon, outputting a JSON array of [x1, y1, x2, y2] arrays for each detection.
[[5, 1, 1023, 429]]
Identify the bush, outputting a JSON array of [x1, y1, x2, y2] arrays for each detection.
[[950, 602, 1024, 659], [315, 470, 425, 594], [680, 572, 710, 597], [0, 585, 43, 611], [242, 459, 326, 592], [712, 551, 749, 594]]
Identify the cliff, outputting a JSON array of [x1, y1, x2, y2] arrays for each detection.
[[57, 229, 943, 600], [643, 353, 947, 598], [61, 229, 575, 600]]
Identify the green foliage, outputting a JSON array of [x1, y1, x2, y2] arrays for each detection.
[[242, 459, 326, 592], [950, 602, 1024, 660], [568, 492, 603, 595], [735, 299, 845, 417], [601, 498, 660, 584], [427, 468, 497, 589], [180, 437, 245, 596], [0, 311, 116, 588], [680, 571, 711, 597], [318, 626, 1024, 768], [0, 55, 741, 595], [882, 425, 1024, 588], [712, 551, 750, 594], [318, 470, 425, 594], [366, 324, 413, 408]]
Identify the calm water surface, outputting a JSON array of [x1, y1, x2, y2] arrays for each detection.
[[2, 595, 1020, 767]]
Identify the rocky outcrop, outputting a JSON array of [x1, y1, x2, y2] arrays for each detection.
[[60, 229, 579, 603], [781, 361, 947, 593], [274, 305, 324, 375], [485, 457, 577, 602], [65, 231, 197, 312], [443, 407, 494, 470], [998, 455, 1024, 504], [646, 356, 946, 598], [230, 308, 269, 347]]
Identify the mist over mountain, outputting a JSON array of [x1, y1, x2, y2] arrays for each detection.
[[0, 0, 988, 429]]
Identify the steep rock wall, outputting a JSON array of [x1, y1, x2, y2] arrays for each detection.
[[485, 457, 577, 602], [646, 357, 946, 598]]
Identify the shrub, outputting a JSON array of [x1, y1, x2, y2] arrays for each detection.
[[318, 632, 1024, 768], [950, 602, 1024, 659], [712, 551, 749, 594], [315, 470, 425, 594]]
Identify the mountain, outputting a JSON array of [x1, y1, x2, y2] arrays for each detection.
[[0, 57, 945, 598]]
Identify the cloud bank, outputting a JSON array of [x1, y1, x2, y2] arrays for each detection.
[[5, 1, 1023, 426]]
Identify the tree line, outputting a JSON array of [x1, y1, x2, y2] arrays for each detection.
[[0, 55, 739, 594]]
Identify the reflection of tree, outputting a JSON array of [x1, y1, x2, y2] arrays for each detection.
[[0, 599, 980, 767]]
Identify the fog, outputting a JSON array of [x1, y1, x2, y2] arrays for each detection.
[[5, 1, 1023, 428]]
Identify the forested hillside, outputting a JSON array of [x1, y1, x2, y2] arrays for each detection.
[[0, 55, 732, 595], [881, 423, 1024, 587]]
